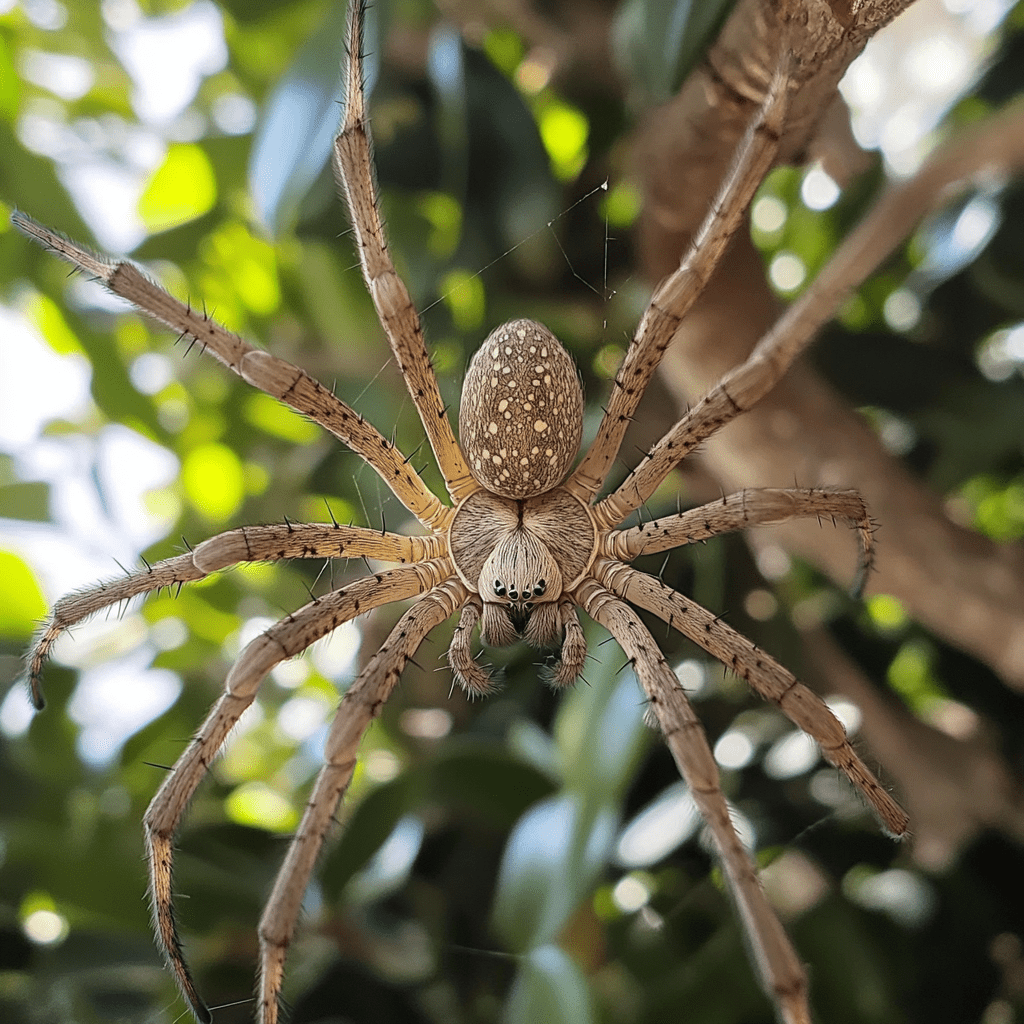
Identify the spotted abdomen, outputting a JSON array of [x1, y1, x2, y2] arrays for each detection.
[[459, 319, 584, 499]]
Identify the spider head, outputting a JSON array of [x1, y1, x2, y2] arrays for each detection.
[[478, 529, 563, 648]]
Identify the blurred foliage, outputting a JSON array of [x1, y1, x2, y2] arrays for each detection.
[[2, 2, 1024, 1024]]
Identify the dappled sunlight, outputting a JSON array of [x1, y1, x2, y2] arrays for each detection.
[[536, 97, 589, 182], [20, 892, 69, 946], [226, 780, 299, 833], [182, 441, 245, 522], [138, 144, 217, 232], [844, 866, 937, 928], [841, 0, 1014, 173], [611, 872, 654, 913], [0, 301, 90, 449], [69, 649, 181, 766], [764, 730, 820, 781], [615, 781, 700, 868], [713, 728, 756, 770]]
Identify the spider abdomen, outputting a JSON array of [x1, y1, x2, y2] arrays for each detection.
[[459, 318, 583, 499]]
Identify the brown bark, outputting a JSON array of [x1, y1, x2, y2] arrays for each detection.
[[635, 0, 1024, 690]]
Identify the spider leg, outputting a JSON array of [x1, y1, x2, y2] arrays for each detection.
[[448, 598, 499, 696], [593, 557, 909, 836], [23, 521, 440, 710], [595, 100, 1024, 527], [191, 520, 444, 572], [24, 552, 202, 710], [605, 486, 874, 597], [144, 558, 450, 1024], [574, 576, 812, 1024], [257, 578, 466, 1024], [334, 0, 476, 504], [565, 55, 788, 506], [10, 212, 449, 531]]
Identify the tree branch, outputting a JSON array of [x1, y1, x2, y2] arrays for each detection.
[[636, 0, 1024, 689]]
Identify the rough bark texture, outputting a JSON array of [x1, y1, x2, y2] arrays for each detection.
[[636, 0, 1024, 691]]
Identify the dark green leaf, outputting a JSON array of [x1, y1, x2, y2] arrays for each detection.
[[504, 944, 596, 1024], [611, 0, 738, 104]]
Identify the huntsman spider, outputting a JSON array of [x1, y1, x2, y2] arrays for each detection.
[[16, 2, 910, 1023]]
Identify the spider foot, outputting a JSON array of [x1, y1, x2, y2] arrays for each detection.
[[450, 654, 502, 698]]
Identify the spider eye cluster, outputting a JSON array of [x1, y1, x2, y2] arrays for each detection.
[[492, 578, 547, 604]]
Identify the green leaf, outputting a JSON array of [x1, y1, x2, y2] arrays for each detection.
[[536, 97, 589, 183], [553, 637, 650, 806], [793, 896, 904, 1024], [612, 0, 738, 104], [138, 144, 218, 233], [181, 442, 245, 522], [0, 550, 46, 638], [26, 292, 82, 356], [428, 742, 555, 830], [249, 2, 378, 233], [491, 792, 617, 952], [320, 774, 421, 901], [491, 637, 649, 953], [243, 391, 320, 443], [344, 814, 425, 905], [504, 944, 596, 1024], [0, 480, 51, 522], [0, 34, 21, 119]]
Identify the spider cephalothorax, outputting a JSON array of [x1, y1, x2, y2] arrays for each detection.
[[16, 3, 913, 1024], [448, 481, 596, 654]]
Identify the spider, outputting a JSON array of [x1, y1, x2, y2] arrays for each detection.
[[15, 2, 910, 1023]]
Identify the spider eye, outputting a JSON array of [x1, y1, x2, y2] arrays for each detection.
[[508, 588, 519, 601], [494, 579, 506, 597], [533, 581, 546, 597]]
